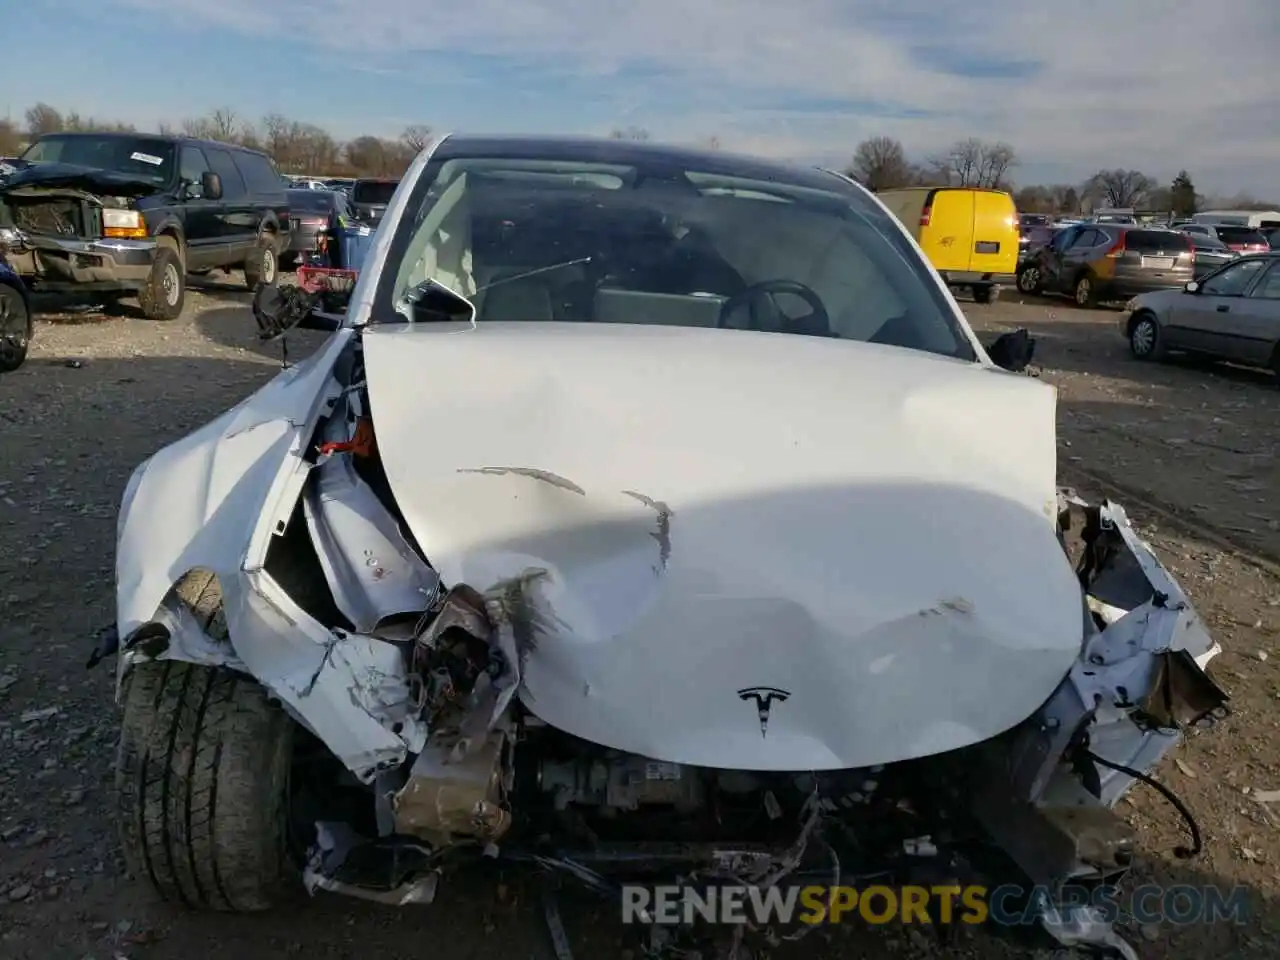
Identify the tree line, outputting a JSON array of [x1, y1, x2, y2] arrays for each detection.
[[0, 104, 684, 179], [0, 103, 430, 178], [0, 104, 1272, 211], [846, 135, 1277, 215]]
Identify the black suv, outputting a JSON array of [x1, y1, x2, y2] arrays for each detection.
[[0, 132, 291, 320]]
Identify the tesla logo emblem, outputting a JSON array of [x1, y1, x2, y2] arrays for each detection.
[[737, 686, 790, 738]]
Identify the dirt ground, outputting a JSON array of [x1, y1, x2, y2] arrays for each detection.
[[0, 279, 1277, 960]]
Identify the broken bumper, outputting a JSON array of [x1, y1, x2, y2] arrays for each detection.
[[1, 227, 156, 292]]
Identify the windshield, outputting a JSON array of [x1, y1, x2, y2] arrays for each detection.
[[1214, 226, 1267, 246], [353, 180, 398, 204], [373, 151, 976, 361], [21, 134, 176, 185], [287, 189, 337, 212]]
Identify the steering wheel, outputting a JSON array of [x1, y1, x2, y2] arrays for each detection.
[[715, 279, 831, 336]]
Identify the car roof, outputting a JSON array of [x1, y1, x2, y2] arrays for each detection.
[[30, 129, 272, 159], [430, 134, 849, 192]]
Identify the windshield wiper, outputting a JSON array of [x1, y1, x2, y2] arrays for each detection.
[[475, 256, 593, 293]]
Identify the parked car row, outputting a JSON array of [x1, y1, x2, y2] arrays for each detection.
[[1017, 224, 1194, 306], [0, 132, 401, 321], [1013, 210, 1280, 306]]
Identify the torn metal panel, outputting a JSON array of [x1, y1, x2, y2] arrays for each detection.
[[222, 571, 421, 780], [303, 821, 440, 905], [1007, 496, 1228, 805], [116, 330, 354, 639], [392, 727, 512, 842], [1038, 900, 1139, 960], [304, 443, 440, 634], [118, 594, 248, 673], [360, 322, 1087, 771]]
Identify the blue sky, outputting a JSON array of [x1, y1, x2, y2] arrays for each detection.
[[4, 0, 1278, 195]]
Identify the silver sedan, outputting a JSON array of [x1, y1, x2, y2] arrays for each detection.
[[1121, 252, 1280, 381]]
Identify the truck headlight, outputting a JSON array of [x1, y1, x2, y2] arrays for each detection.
[[102, 209, 147, 239]]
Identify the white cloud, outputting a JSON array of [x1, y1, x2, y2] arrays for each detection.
[[106, 0, 1280, 192]]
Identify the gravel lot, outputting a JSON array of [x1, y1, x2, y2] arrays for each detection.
[[1, 278, 1277, 960]]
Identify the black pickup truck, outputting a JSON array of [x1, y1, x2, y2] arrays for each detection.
[[0, 132, 291, 320]]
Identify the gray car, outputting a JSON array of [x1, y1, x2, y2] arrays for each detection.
[[1018, 223, 1194, 306], [350, 178, 398, 224], [1187, 234, 1239, 279], [1122, 252, 1280, 380]]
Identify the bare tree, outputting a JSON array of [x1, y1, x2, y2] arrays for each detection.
[[1050, 184, 1080, 215], [401, 124, 432, 152], [1013, 185, 1053, 213], [975, 141, 1016, 189], [24, 103, 63, 137], [0, 118, 20, 155], [929, 138, 1017, 189], [847, 136, 912, 191], [181, 116, 213, 139], [608, 126, 650, 141], [1084, 169, 1152, 208], [204, 108, 238, 141]]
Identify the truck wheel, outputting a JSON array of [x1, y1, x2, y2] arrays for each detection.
[[244, 235, 279, 289], [116, 574, 295, 911], [972, 284, 998, 304], [0, 285, 31, 373], [137, 247, 186, 321]]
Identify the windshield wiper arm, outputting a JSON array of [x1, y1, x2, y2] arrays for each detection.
[[476, 256, 593, 293]]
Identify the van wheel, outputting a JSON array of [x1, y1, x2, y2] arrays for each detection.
[[244, 235, 278, 289], [137, 246, 186, 321], [972, 284, 998, 305], [1073, 273, 1097, 308], [115, 573, 295, 912]]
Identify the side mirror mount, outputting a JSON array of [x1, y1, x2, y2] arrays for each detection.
[[985, 328, 1036, 373], [1184, 280, 1199, 294], [399, 278, 476, 324], [200, 171, 223, 201]]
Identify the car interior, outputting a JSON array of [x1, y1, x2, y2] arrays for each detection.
[[389, 165, 972, 358]]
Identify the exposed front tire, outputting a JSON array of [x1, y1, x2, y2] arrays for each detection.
[[972, 284, 998, 304], [244, 235, 279, 289], [0, 285, 31, 372], [116, 574, 294, 911], [1128, 310, 1166, 360], [137, 247, 186, 321]]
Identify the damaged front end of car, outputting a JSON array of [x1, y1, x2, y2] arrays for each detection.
[[104, 318, 1227, 959], [0, 165, 159, 293]]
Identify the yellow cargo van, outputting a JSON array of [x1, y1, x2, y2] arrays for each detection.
[[877, 187, 1019, 303]]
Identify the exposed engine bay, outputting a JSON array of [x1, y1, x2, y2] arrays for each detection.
[[102, 316, 1230, 960]]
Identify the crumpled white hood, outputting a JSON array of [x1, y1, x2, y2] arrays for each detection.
[[362, 322, 1084, 770]]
